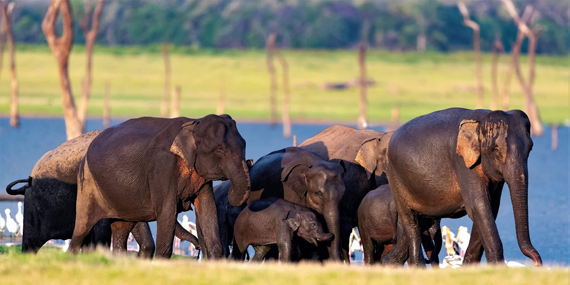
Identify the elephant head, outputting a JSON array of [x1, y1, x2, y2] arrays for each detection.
[[280, 149, 345, 259], [285, 209, 334, 247], [170, 114, 250, 206], [456, 110, 542, 266], [354, 132, 392, 186]]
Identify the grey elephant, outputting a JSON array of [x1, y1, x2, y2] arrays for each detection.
[[358, 184, 441, 265], [5, 130, 200, 256], [299, 125, 392, 261], [385, 108, 542, 266], [233, 198, 334, 262], [68, 115, 250, 258]]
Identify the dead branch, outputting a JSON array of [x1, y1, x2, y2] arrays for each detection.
[[216, 73, 226, 115], [490, 37, 504, 110], [103, 80, 110, 128], [357, 42, 368, 129], [272, 42, 291, 138], [266, 33, 278, 127], [161, 43, 171, 117], [0, 10, 5, 80], [1, 1, 18, 127], [170, 85, 180, 118], [502, 0, 543, 136], [43, 0, 82, 139], [457, 1, 483, 109], [77, 0, 105, 126]]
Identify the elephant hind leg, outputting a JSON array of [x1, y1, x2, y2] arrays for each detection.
[[359, 228, 375, 265], [132, 222, 155, 259], [252, 245, 273, 262], [111, 221, 137, 256]]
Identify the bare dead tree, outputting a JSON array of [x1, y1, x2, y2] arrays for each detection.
[[161, 43, 171, 117], [292, 135, 297, 147], [457, 1, 483, 109], [77, 0, 105, 127], [0, 11, 5, 80], [1, 1, 17, 127], [216, 73, 226, 115], [502, 0, 544, 136], [502, 6, 533, 111], [266, 33, 278, 127], [551, 124, 558, 151], [272, 42, 291, 138], [490, 37, 504, 110], [357, 42, 368, 129], [43, 0, 82, 139], [103, 80, 110, 128], [170, 85, 180, 118], [388, 104, 400, 132]]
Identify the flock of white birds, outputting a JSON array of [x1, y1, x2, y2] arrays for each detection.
[[0, 202, 24, 236]]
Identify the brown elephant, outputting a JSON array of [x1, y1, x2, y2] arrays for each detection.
[[385, 108, 542, 266], [68, 115, 250, 258], [299, 125, 392, 261], [5, 130, 200, 257]]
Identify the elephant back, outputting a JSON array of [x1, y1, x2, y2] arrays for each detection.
[[31, 130, 103, 184]]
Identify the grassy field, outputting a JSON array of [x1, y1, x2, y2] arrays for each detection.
[[0, 247, 568, 285], [0, 45, 567, 124]]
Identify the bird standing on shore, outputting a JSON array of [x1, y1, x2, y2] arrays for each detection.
[[5, 209, 18, 236], [16, 202, 24, 236]]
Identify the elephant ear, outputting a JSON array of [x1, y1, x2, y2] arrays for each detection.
[[378, 132, 393, 175], [170, 121, 198, 170], [355, 138, 381, 180], [456, 120, 481, 168], [284, 211, 300, 232], [281, 163, 309, 182]]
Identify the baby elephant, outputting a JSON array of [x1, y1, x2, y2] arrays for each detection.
[[234, 198, 334, 262], [358, 184, 442, 265]]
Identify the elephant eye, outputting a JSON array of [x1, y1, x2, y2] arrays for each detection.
[[311, 223, 316, 228], [214, 148, 225, 156]]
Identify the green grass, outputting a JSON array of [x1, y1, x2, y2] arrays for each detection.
[[0, 44, 568, 124], [0, 248, 568, 285]]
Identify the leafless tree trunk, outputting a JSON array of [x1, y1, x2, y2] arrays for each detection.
[[272, 44, 291, 138], [357, 43, 368, 129], [170, 85, 180, 118], [292, 135, 297, 147], [388, 104, 400, 132], [458, 1, 483, 109], [43, 0, 82, 140], [77, 0, 105, 128], [103, 80, 110, 128], [161, 43, 171, 117], [502, 0, 543, 136], [0, 12, 5, 80], [502, 6, 533, 111], [490, 37, 504, 110], [266, 33, 278, 127], [551, 124, 558, 151], [1, 1, 17, 127], [216, 73, 226, 115]]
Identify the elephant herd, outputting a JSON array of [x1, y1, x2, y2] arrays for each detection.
[[5, 108, 542, 267]]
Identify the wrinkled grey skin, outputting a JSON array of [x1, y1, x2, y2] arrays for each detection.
[[5, 130, 200, 257], [299, 125, 392, 262], [358, 184, 441, 265], [385, 108, 542, 267], [233, 198, 334, 262]]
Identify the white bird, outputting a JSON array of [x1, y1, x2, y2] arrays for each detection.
[[456, 226, 470, 257], [16, 202, 24, 236], [5, 209, 18, 236], [181, 215, 191, 232], [506, 261, 526, 267], [0, 212, 5, 232]]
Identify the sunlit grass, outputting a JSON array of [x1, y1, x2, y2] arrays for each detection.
[[0, 45, 567, 124]]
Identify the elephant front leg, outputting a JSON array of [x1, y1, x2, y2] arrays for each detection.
[[464, 183, 503, 264], [252, 245, 273, 262], [460, 180, 504, 264], [131, 222, 156, 259], [155, 209, 176, 259], [194, 182, 223, 259]]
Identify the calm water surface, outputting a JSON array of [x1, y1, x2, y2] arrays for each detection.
[[0, 118, 568, 265]]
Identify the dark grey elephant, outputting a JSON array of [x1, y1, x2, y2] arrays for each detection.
[[5, 130, 200, 257], [68, 115, 250, 258], [358, 184, 441, 265], [385, 108, 542, 266], [299, 125, 392, 261], [233, 198, 334, 262]]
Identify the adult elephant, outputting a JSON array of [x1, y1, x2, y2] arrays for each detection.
[[215, 147, 346, 261], [299, 125, 391, 261], [68, 115, 250, 258], [5, 130, 200, 257], [385, 108, 542, 266]]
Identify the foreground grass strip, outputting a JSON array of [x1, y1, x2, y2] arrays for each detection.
[[0, 250, 568, 285]]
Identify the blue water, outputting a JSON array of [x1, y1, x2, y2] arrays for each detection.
[[0, 117, 568, 265]]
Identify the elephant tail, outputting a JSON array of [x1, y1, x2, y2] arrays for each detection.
[[6, 177, 32, 195]]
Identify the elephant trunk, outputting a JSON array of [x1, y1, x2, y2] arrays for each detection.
[[505, 163, 542, 266], [6, 177, 32, 195], [323, 203, 342, 261], [226, 159, 251, 207]]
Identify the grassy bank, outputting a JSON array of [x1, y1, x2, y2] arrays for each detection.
[[0, 249, 568, 285], [0, 45, 567, 124]]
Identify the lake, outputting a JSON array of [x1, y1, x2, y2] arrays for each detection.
[[0, 117, 568, 265]]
